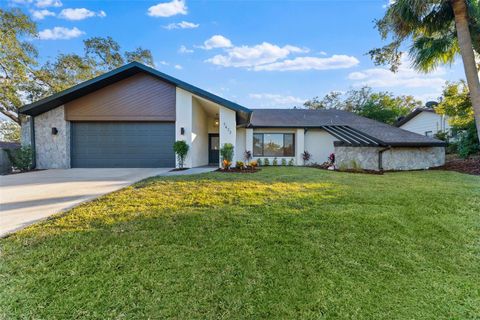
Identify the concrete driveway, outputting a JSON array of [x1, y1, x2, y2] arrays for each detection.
[[0, 168, 171, 237]]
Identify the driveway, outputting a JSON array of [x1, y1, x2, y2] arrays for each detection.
[[0, 168, 171, 237]]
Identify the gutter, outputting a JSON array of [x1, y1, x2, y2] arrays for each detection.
[[30, 116, 36, 169], [378, 146, 391, 171]]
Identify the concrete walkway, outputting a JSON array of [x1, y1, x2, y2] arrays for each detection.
[[0, 167, 216, 237]]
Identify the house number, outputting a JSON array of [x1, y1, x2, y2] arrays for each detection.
[[223, 122, 232, 135]]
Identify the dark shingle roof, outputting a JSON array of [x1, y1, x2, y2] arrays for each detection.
[[248, 108, 445, 147], [19, 62, 251, 123], [0, 141, 20, 149]]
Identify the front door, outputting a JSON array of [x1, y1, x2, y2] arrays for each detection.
[[208, 134, 220, 165]]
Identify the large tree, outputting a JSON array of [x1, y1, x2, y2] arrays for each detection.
[[0, 9, 155, 124], [303, 86, 421, 124], [0, 9, 38, 124], [369, 0, 480, 142]]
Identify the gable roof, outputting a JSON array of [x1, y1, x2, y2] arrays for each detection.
[[395, 108, 436, 127], [19, 62, 251, 119], [249, 108, 445, 147]]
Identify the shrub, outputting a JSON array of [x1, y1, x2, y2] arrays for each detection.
[[6, 146, 33, 171], [220, 143, 234, 163], [250, 160, 258, 168], [264, 158, 270, 166], [173, 140, 189, 168], [328, 153, 335, 164], [281, 158, 287, 166], [272, 157, 278, 166], [257, 158, 263, 166], [456, 123, 479, 158], [235, 161, 244, 169], [302, 151, 311, 165], [288, 158, 294, 166], [244, 150, 252, 164]]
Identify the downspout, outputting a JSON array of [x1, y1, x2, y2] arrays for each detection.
[[30, 116, 36, 169], [378, 146, 391, 172]]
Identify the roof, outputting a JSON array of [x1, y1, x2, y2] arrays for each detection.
[[395, 108, 436, 127], [19, 62, 251, 120], [0, 141, 21, 149], [248, 108, 445, 147]]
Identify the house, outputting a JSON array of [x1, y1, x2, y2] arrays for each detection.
[[396, 107, 451, 138], [19, 62, 445, 171]]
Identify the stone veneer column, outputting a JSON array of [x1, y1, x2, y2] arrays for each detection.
[[34, 105, 70, 169]]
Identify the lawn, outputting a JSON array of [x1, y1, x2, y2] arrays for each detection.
[[1, 167, 479, 319]]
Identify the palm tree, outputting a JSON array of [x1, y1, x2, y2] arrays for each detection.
[[370, 0, 480, 142]]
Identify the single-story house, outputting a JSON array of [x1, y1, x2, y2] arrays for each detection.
[[19, 62, 445, 171], [396, 107, 451, 138]]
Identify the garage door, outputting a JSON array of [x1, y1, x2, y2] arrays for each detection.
[[71, 122, 175, 168]]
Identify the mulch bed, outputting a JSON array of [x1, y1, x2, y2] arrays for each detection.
[[435, 155, 480, 176], [216, 168, 260, 174]]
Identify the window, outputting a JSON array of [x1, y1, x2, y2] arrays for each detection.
[[425, 131, 433, 137], [253, 133, 295, 157]]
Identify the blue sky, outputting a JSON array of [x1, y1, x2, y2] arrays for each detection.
[[6, 0, 467, 109]]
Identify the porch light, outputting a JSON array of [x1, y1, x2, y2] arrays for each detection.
[[214, 114, 219, 126], [51, 127, 58, 135]]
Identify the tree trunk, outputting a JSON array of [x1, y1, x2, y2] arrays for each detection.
[[451, 0, 480, 143]]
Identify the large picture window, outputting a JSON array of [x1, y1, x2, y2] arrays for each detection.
[[253, 133, 295, 157]]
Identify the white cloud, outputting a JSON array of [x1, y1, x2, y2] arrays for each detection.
[[347, 58, 446, 89], [178, 45, 194, 53], [59, 8, 106, 20], [249, 93, 306, 108], [148, 0, 187, 17], [164, 21, 199, 30], [156, 60, 170, 67], [206, 42, 308, 68], [31, 9, 55, 20], [35, 0, 62, 8], [254, 55, 359, 71], [38, 26, 84, 40], [201, 35, 233, 50], [174, 64, 183, 70]]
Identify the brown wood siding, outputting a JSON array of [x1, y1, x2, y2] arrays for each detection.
[[65, 73, 176, 121]]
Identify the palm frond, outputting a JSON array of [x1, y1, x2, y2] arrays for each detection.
[[409, 32, 459, 72]]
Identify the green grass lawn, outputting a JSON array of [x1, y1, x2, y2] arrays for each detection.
[[1, 167, 479, 319]]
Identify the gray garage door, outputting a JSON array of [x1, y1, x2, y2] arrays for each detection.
[[71, 122, 175, 168]]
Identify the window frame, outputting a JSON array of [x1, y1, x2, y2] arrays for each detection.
[[253, 133, 295, 157]]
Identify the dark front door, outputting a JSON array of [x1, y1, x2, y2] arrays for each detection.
[[208, 134, 219, 165], [71, 122, 175, 168]]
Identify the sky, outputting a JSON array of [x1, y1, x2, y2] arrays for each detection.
[[4, 0, 468, 109]]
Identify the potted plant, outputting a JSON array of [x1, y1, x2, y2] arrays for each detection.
[[173, 140, 189, 169]]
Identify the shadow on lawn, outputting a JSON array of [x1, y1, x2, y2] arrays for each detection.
[[7, 176, 343, 240]]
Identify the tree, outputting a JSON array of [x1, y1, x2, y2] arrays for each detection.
[[436, 81, 478, 157], [369, 0, 480, 142], [0, 121, 21, 142], [304, 86, 421, 124], [0, 9, 38, 124], [0, 9, 155, 123]]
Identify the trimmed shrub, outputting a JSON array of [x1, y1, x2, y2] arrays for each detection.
[[281, 158, 287, 166], [257, 158, 263, 166], [288, 158, 294, 166], [272, 157, 278, 166], [6, 146, 33, 171], [235, 161, 244, 169], [264, 158, 270, 166]]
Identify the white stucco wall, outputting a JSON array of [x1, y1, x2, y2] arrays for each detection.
[[34, 105, 70, 169], [191, 98, 208, 167], [304, 129, 337, 165], [175, 88, 193, 168], [400, 111, 451, 136], [295, 128, 304, 165], [219, 107, 237, 164], [236, 128, 246, 162]]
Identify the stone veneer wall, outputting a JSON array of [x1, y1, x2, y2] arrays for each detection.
[[20, 116, 32, 147], [34, 105, 71, 169], [335, 146, 445, 171]]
